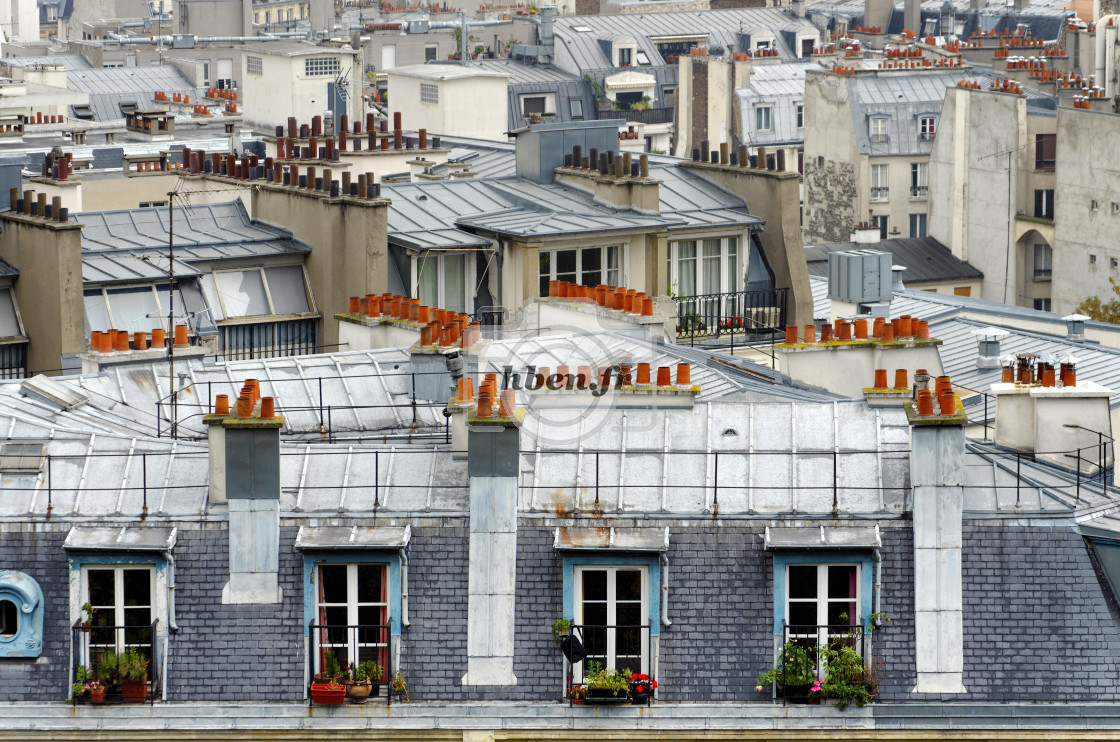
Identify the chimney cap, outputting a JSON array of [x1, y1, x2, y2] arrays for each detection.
[[1062, 313, 1091, 322], [970, 326, 1009, 339]]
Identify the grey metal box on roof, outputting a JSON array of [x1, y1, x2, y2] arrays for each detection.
[[828, 249, 892, 304], [514, 120, 625, 184]]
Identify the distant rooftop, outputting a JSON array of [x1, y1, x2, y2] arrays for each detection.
[[805, 236, 983, 285]]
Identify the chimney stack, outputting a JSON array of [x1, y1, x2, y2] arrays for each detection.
[[1063, 314, 1089, 342]]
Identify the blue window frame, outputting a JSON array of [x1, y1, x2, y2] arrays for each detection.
[[771, 552, 873, 637], [0, 570, 44, 658]]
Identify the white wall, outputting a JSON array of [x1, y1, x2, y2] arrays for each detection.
[[241, 49, 362, 131], [387, 71, 507, 141]]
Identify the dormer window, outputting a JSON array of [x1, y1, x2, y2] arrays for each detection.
[[869, 116, 889, 144], [919, 116, 937, 142], [618, 47, 632, 67]]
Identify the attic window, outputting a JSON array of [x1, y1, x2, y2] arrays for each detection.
[[0, 443, 43, 472], [636, 50, 651, 65], [573, 25, 593, 32], [71, 105, 94, 120], [119, 101, 138, 116]]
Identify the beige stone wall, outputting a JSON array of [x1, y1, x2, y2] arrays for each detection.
[[0, 213, 84, 374]]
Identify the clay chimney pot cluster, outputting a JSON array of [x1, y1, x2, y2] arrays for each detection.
[[91, 325, 180, 353], [547, 281, 653, 317]]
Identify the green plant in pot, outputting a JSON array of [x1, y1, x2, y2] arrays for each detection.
[[584, 660, 631, 702], [756, 640, 817, 702], [96, 650, 119, 687], [391, 670, 409, 703], [551, 617, 572, 642], [316, 649, 343, 683], [118, 647, 149, 703], [80, 603, 95, 631], [346, 660, 383, 702]]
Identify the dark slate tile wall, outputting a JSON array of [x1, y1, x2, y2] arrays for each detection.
[[401, 523, 562, 702], [875, 526, 915, 700], [166, 526, 304, 701], [0, 529, 70, 702], [660, 525, 773, 702], [962, 523, 1120, 701]]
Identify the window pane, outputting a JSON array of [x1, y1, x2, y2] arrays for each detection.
[[616, 569, 641, 601], [580, 247, 602, 287], [675, 241, 696, 295], [0, 600, 15, 637], [358, 604, 386, 629], [215, 270, 269, 317], [107, 287, 160, 335], [828, 565, 856, 599], [417, 256, 438, 308], [264, 266, 310, 314], [199, 273, 225, 321], [0, 289, 19, 337], [123, 569, 150, 607], [443, 254, 466, 313], [582, 569, 607, 601], [726, 238, 740, 292], [539, 250, 550, 296], [357, 564, 384, 604], [84, 291, 112, 332], [788, 565, 817, 599], [555, 250, 577, 283], [788, 601, 817, 629], [88, 569, 115, 610], [702, 239, 721, 294], [319, 565, 347, 604], [615, 601, 641, 626]]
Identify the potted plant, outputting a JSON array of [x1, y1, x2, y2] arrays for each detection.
[[346, 660, 382, 702], [70, 665, 91, 704], [568, 684, 587, 704], [756, 640, 817, 703], [118, 647, 149, 703], [96, 650, 119, 691], [80, 603, 95, 631], [391, 670, 409, 703], [85, 678, 106, 704], [583, 660, 631, 704], [551, 617, 572, 642], [818, 640, 872, 709], [310, 676, 346, 705], [315, 649, 343, 683], [628, 671, 657, 704]]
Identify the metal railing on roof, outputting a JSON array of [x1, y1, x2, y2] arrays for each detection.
[[593, 107, 674, 125]]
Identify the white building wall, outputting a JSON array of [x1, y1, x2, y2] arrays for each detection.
[[241, 49, 361, 131], [387, 71, 507, 141]]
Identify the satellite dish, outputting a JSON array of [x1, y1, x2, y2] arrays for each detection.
[[229, 133, 242, 157]]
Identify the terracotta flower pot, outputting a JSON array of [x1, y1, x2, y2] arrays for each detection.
[[89, 686, 106, 704], [346, 680, 372, 703]]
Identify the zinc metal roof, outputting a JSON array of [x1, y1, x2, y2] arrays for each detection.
[[0, 258, 18, 278], [737, 61, 812, 146], [842, 69, 971, 157], [932, 316, 1120, 420], [549, 8, 819, 74], [82, 253, 202, 285], [78, 201, 310, 263], [805, 236, 983, 284], [427, 145, 517, 179], [66, 66, 202, 122], [469, 60, 581, 85], [1, 54, 91, 69]]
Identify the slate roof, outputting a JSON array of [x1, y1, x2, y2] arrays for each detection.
[[76, 201, 309, 282], [385, 162, 760, 248], [737, 61, 812, 146], [548, 8, 819, 74], [805, 236, 983, 284], [0, 258, 18, 278], [0, 53, 90, 70], [65, 66, 203, 122], [807, 0, 1071, 41]]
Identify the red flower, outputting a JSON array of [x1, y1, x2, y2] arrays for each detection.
[[651, 680, 658, 688], [635, 685, 644, 693]]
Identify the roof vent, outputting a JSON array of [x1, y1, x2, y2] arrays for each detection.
[[891, 264, 906, 293], [1063, 313, 1089, 342], [971, 326, 1008, 369], [827, 249, 892, 304], [20, 375, 89, 410]]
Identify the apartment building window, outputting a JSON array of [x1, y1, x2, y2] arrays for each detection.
[[0, 288, 25, 339], [870, 164, 889, 202], [1035, 133, 1056, 170], [909, 213, 927, 238], [312, 563, 389, 673], [785, 563, 861, 637], [1034, 243, 1053, 279], [570, 98, 584, 119], [523, 96, 547, 116], [869, 116, 889, 144], [667, 237, 740, 296], [755, 105, 773, 132], [82, 565, 155, 666], [425, 44, 438, 62], [910, 162, 928, 198], [247, 56, 263, 75], [200, 265, 314, 321], [618, 47, 632, 67], [415, 252, 471, 313], [304, 56, 341, 77], [1034, 189, 1055, 220], [919, 116, 937, 142], [574, 565, 649, 676], [539, 246, 621, 296], [795, 103, 804, 129], [84, 285, 183, 335], [875, 215, 888, 240], [1034, 298, 1051, 311], [0, 443, 41, 472], [420, 83, 438, 104]]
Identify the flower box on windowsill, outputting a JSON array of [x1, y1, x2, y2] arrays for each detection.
[[584, 687, 631, 705], [310, 682, 346, 705]]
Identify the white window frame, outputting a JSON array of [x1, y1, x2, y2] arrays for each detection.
[[538, 245, 624, 295], [667, 236, 741, 297], [910, 161, 928, 198], [1034, 242, 1052, 279], [204, 264, 315, 321], [0, 287, 25, 338], [80, 565, 155, 664], [909, 212, 927, 238], [304, 56, 341, 77], [312, 563, 389, 674], [870, 163, 889, 202], [919, 115, 936, 141], [412, 252, 476, 313], [573, 564, 649, 676], [869, 116, 889, 144], [419, 83, 438, 104], [755, 105, 773, 132], [784, 562, 861, 644]]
